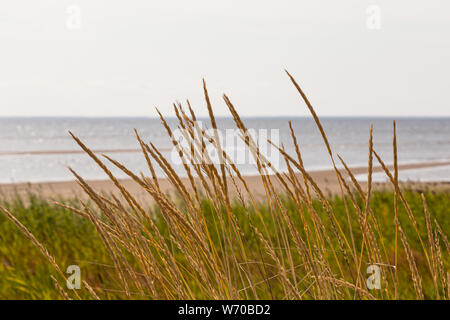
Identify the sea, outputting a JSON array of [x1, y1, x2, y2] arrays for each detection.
[[0, 117, 449, 184]]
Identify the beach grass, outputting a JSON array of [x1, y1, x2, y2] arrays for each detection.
[[0, 71, 449, 300], [0, 190, 448, 299]]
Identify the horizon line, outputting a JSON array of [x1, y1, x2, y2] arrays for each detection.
[[0, 115, 449, 119]]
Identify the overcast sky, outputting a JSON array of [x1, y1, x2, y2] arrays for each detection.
[[0, 1, 449, 117]]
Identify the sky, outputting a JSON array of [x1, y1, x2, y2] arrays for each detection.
[[0, 1, 449, 117]]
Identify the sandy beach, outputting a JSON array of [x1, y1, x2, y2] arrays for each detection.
[[1, 161, 449, 201]]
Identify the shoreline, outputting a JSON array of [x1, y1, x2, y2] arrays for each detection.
[[1, 161, 449, 201], [0, 148, 173, 156]]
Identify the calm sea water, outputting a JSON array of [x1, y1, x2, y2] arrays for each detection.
[[0, 117, 449, 184]]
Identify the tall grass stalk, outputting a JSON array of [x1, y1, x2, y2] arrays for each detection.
[[1, 72, 448, 300]]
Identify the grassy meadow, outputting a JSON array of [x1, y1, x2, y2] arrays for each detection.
[[0, 72, 449, 300], [0, 190, 448, 299]]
